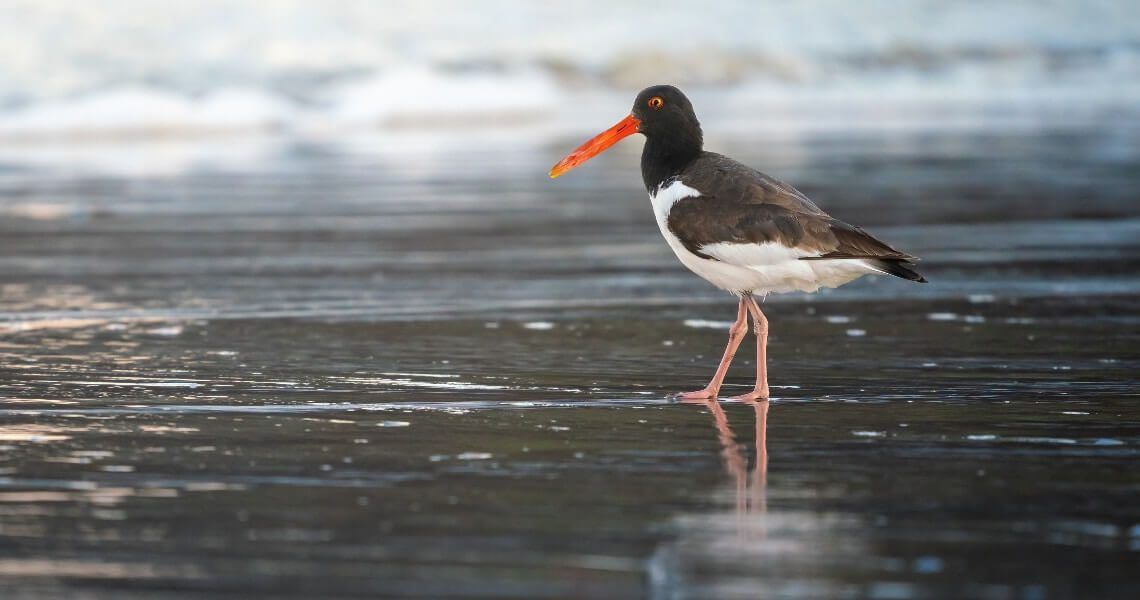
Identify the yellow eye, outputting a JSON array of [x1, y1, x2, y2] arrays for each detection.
[[648, 96, 664, 110]]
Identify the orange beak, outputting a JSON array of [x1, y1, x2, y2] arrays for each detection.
[[549, 114, 641, 179]]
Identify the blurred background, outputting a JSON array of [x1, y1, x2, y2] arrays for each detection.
[[1, 0, 1137, 143], [2, 2, 1139, 598], [2, 0, 1138, 314]]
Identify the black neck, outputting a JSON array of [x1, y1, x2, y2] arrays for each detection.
[[641, 132, 703, 192]]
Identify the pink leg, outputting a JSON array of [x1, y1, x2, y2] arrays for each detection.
[[676, 297, 749, 401], [726, 295, 770, 402]]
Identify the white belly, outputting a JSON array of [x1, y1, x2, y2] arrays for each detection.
[[649, 181, 876, 295]]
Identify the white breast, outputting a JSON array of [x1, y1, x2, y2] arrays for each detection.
[[649, 180, 877, 295]]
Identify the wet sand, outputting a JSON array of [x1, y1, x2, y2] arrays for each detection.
[[1, 121, 1139, 598]]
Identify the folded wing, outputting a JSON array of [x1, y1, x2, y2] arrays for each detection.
[[665, 167, 925, 283]]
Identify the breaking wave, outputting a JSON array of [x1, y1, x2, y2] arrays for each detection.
[[0, 0, 1137, 139]]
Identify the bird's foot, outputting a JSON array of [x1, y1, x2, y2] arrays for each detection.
[[724, 387, 769, 403], [673, 387, 718, 403]]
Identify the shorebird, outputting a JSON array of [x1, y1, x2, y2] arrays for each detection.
[[549, 85, 925, 401]]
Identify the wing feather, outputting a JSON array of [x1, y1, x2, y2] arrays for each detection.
[[664, 153, 923, 276]]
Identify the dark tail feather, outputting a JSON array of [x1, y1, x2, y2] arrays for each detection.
[[869, 259, 927, 283]]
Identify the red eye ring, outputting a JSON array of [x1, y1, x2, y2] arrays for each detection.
[[648, 96, 664, 110]]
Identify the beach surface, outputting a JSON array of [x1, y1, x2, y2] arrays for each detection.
[[1, 112, 1139, 598]]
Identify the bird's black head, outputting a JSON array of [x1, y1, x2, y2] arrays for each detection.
[[631, 85, 703, 189], [549, 84, 704, 187], [630, 85, 702, 148]]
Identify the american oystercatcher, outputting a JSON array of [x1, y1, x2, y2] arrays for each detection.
[[550, 85, 925, 401]]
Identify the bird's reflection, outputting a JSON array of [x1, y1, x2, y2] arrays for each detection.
[[698, 399, 769, 528]]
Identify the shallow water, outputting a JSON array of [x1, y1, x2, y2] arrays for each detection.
[[1, 122, 1139, 598]]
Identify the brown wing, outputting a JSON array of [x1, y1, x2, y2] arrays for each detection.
[[678, 153, 827, 217], [666, 153, 924, 281], [666, 196, 913, 258], [804, 219, 918, 261], [666, 198, 826, 258]]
